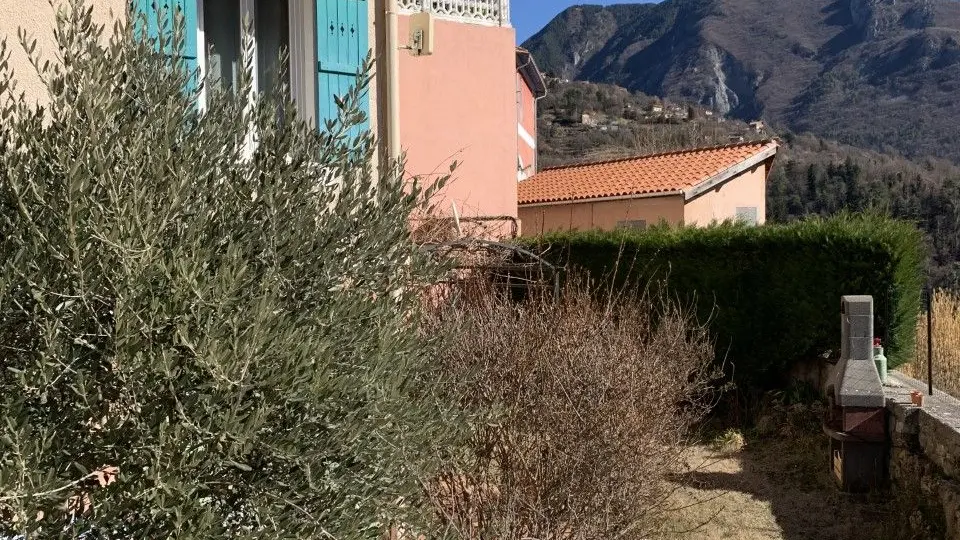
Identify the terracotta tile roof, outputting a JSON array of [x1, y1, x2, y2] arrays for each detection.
[[519, 140, 779, 205]]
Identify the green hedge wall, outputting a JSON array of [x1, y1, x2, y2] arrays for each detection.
[[520, 214, 926, 389]]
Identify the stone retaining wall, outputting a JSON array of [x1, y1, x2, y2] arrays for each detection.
[[886, 372, 960, 538]]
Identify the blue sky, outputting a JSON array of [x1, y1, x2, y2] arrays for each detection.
[[513, 1, 659, 44]]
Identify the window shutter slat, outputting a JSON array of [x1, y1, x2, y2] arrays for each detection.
[[132, 0, 199, 93], [315, 0, 369, 134]]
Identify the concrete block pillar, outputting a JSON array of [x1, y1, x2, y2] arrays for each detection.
[[837, 295, 885, 408]]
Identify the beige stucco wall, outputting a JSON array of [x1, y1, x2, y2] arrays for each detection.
[[684, 163, 769, 226], [520, 159, 772, 236], [0, 0, 126, 106], [519, 194, 686, 237]]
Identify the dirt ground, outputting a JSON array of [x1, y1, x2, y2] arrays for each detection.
[[655, 433, 921, 540]]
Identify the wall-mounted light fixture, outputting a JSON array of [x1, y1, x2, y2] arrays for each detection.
[[408, 11, 434, 56]]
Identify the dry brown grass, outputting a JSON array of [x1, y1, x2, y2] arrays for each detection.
[[661, 439, 918, 540], [425, 277, 721, 539], [659, 400, 923, 540], [900, 289, 960, 396]]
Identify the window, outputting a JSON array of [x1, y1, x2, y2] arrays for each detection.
[[203, 0, 241, 93], [201, 0, 301, 107], [255, 1, 291, 94], [616, 220, 647, 231], [735, 206, 758, 226], [135, 0, 369, 132]]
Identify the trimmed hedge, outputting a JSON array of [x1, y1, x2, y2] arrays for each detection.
[[520, 214, 926, 389]]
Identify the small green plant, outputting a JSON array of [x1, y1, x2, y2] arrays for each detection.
[[710, 429, 746, 454], [771, 381, 822, 406]]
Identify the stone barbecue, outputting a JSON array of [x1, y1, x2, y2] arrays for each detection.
[[824, 295, 887, 492]]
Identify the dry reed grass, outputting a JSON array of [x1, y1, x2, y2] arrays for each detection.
[[900, 289, 960, 396]]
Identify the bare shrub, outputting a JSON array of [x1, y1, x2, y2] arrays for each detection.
[[426, 277, 721, 539]]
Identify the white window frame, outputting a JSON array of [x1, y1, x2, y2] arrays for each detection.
[[193, 0, 317, 125]]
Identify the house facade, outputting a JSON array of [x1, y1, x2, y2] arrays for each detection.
[[515, 47, 545, 182], [518, 141, 778, 236], [0, 0, 537, 235]]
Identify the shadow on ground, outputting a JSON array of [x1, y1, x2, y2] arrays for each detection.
[[661, 431, 924, 540]]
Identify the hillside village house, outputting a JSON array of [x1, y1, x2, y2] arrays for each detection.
[[0, 0, 539, 237], [518, 141, 778, 236]]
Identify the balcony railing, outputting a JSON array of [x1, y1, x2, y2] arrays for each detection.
[[397, 0, 510, 27]]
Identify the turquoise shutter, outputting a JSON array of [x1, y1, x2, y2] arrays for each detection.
[[316, 0, 369, 134], [133, 0, 199, 94]]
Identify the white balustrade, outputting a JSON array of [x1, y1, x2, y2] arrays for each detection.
[[397, 0, 510, 27]]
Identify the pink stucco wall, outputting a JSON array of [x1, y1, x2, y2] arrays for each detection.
[[517, 75, 537, 179], [519, 195, 686, 236], [397, 15, 518, 220], [517, 74, 537, 130], [683, 164, 768, 226]]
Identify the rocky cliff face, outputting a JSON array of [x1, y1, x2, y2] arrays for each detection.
[[524, 0, 960, 162], [521, 5, 624, 81], [848, 0, 873, 27], [850, 0, 939, 38]]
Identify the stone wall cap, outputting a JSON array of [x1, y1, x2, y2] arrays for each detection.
[[886, 372, 960, 432]]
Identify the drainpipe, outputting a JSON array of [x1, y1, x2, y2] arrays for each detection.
[[385, 0, 402, 166], [533, 88, 545, 173]]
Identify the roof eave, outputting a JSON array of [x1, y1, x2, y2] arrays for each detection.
[[683, 145, 779, 202], [518, 190, 686, 207], [516, 49, 547, 98], [539, 138, 779, 173]]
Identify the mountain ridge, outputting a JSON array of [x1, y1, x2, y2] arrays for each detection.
[[524, 0, 960, 162]]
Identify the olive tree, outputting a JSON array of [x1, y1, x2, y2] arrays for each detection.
[[0, 1, 460, 537]]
